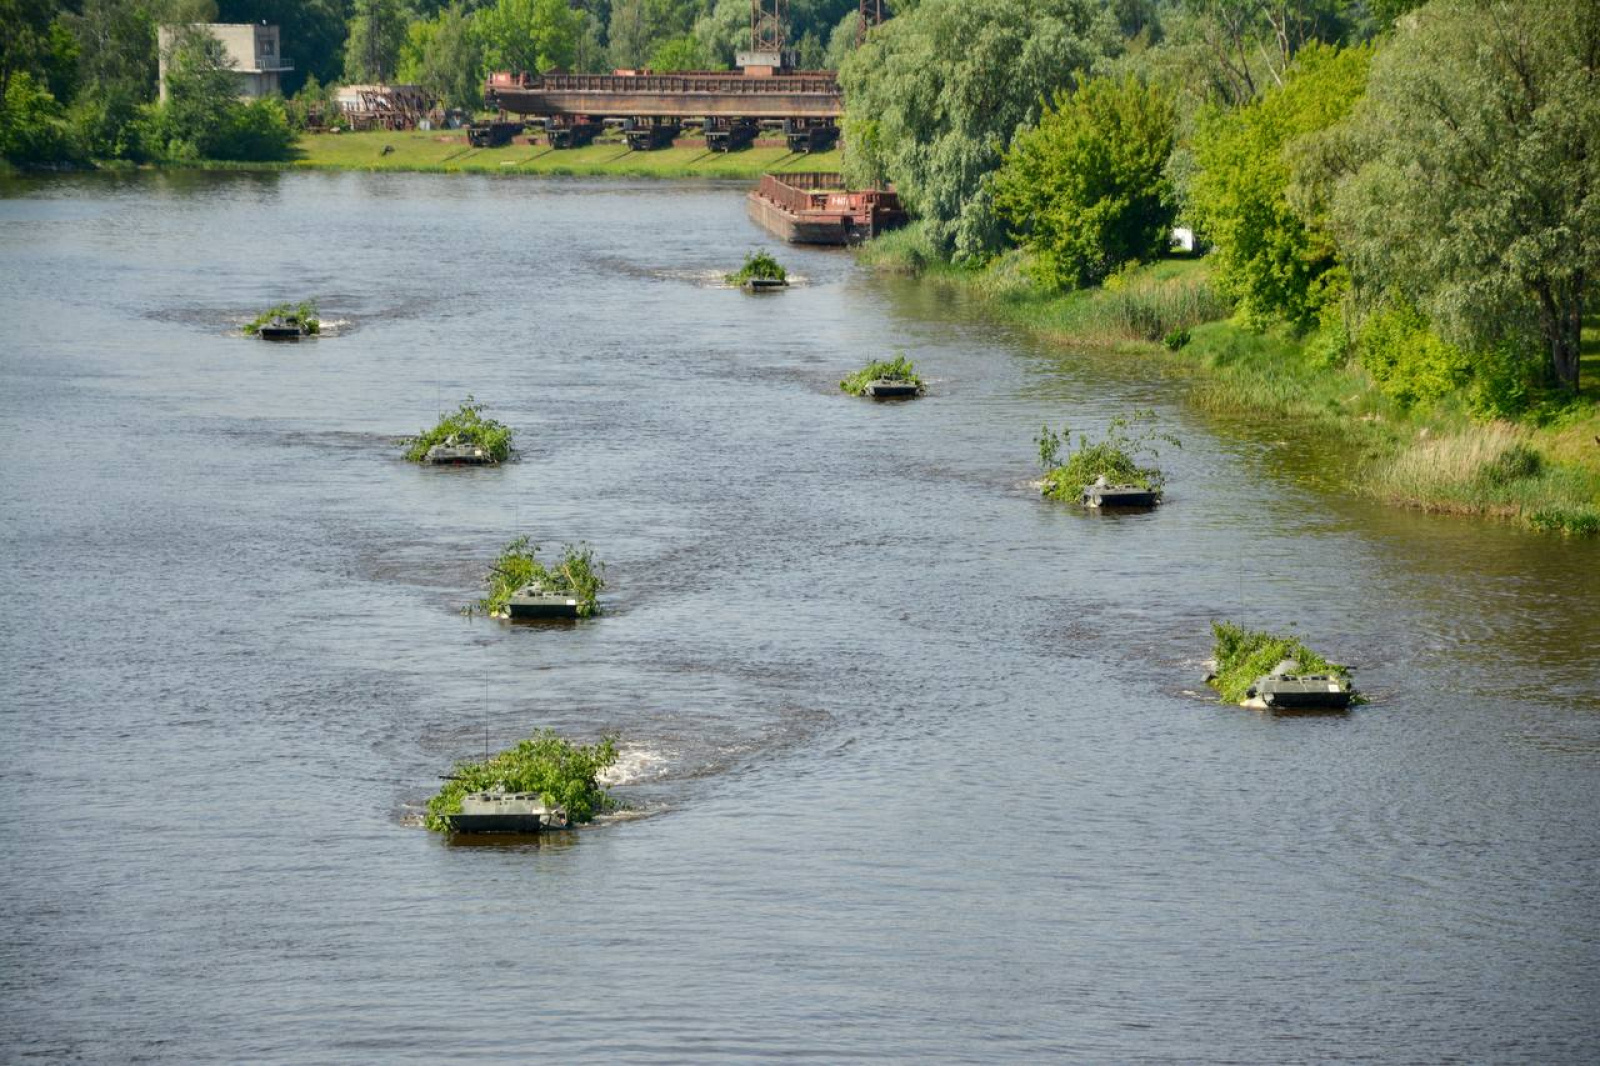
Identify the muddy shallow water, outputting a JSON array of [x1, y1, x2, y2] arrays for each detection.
[[2, 170, 1597, 1063]]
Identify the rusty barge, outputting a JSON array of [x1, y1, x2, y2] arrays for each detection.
[[746, 173, 907, 245]]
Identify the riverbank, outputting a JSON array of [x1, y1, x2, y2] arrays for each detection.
[[2, 130, 839, 181], [862, 228, 1600, 535], [282, 129, 840, 179]]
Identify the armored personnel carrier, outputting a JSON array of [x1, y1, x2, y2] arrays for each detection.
[[256, 317, 306, 341], [446, 791, 570, 834], [863, 378, 922, 399], [1081, 474, 1159, 509], [507, 584, 582, 619], [1247, 659, 1355, 710], [424, 436, 496, 465], [741, 276, 788, 292]]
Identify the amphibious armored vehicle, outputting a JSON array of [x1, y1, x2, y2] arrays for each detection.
[[741, 276, 788, 292], [863, 378, 922, 399], [1081, 474, 1159, 509], [256, 317, 306, 341], [506, 584, 582, 619], [446, 791, 570, 834], [424, 436, 496, 465], [1246, 659, 1355, 710]]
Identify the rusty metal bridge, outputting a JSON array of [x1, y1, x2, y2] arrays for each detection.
[[480, 0, 885, 153], [483, 69, 844, 152]]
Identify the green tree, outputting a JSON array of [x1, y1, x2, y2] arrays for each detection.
[[398, 4, 483, 109], [647, 33, 716, 71], [1331, 0, 1600, 393], [0, 70, 84, 163], [821, 8, 860, 70], [995, 76, 1177, 290], [218, 95, 294, 159], [1174, 0, 1360, 106], [0, 0, 56, 99], [153, 26, 292, 161], [157, 26, 238, 158], [216, 0, 345, 93], [479, 0, 580, 74], [572, 10, 607, 72], [691, 0, 746, 68], [839, 0, 1119, 261], [66, 0, 157, 101], [344, 0, 407, 83], [62, 0, 159, 159], [1189, 41, 1372, 331], [41, 19, 81, 104], [606, 0, 652, 67]]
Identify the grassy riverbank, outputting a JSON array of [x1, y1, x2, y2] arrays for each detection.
[[281, 129, 840, 179], [863, 229, 1600, 534]]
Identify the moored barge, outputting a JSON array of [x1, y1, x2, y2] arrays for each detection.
[[747, 173, 907, 246]]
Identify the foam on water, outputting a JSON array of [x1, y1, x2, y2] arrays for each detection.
[[599, 745, 675, 787]]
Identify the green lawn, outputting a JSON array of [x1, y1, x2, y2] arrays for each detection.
[[288, 129, 841, 179]]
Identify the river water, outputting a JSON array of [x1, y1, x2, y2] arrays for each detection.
[[1, 171, 1596, 1063]]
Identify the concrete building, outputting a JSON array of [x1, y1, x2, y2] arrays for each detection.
[[158, 23, 292, 102]]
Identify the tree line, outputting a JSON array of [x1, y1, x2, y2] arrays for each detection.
[[842, 0, 1597, 398]]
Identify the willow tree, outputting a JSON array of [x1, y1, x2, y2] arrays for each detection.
[[839, 0, 1119, 261], [1331, 0, 1600, 393]]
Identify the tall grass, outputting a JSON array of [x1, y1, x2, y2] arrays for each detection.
[[855, 220, 944, 275], [1370, 423, 1600, 533], [1078, 265, 1232, 344], [988, 258, 1230, 349]]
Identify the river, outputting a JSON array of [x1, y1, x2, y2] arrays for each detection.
[[2, 170, 1597, 1063]]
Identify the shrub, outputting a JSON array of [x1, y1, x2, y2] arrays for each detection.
[[424, 730, 620, 831], [1356, 300, 1471, 410], [1528, 506, 1600, 537], [1476, 442, 1543, 487], [403, 397, 514, 463], [473, 536, 605, 617], [0, 72, 86, 165], [726, 250, 787, 286], [1208, 620, 1351, 705], [69, 90, 150, 162], [1468, 338, 1540, 420], [216, 96, 296, 162], [245, 300, 320, 335], [1163, 327, 1190, 350], [1036, 409, 1178, 500], [840, 353, 922, 395]]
